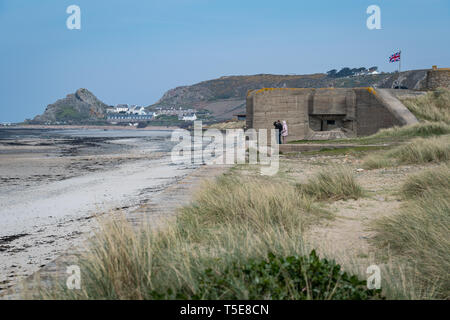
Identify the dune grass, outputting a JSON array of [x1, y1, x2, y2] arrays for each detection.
[[400, 88, 450, 124], [368, 121, 450, 139], [371, 185, 450, 299], [46, 174, 383, 300], [401, 164, 450, 199], [361, 154, 394, 169], [289, 121, 450, 146], [296, 166, 364, 201], [389, 135, 450, 164], [363, 135, 450, 169]]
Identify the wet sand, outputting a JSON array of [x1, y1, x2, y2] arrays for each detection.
[[0, 129, 201, 294]]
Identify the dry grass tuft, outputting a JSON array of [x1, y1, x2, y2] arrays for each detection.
[[401, 164, 450, 199], [363, 135, 450, 169], [297, 166, 364, 201]]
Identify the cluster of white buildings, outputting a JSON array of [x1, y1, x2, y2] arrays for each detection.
[[352, 71, 380, 76], [106, 105, 198, 122], [106, 104, 152, 116]]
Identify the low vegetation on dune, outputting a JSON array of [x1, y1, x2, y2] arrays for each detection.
[[391, 135, 450, 163], [401, 164, 450, 199], [361, 154, 394, 169], [363, 135, 450, 169], [42, 174, 385, 300], [289, 122, 450, 146], [400, 87, 450, 124], [198, 250, 383, 300], [296, 166, 364, 201], [368, 121, 450, 139], [371, 167, 450, 298]]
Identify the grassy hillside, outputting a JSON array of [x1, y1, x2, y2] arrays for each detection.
[[148, 70, 428, 120], [32, 88, 109, 124]]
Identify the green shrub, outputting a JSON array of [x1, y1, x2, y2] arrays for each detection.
[[195, 251, 383, 300]]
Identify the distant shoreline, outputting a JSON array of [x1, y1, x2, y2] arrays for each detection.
[[7, 124, 180, 131]]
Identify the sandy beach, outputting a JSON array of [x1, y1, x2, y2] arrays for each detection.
[[0, 128, 202, 294]]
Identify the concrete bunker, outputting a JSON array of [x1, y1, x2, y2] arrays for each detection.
[[246, 87, 418, 141]]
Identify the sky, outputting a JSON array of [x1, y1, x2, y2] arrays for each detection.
[[0, 0, 449, 122]]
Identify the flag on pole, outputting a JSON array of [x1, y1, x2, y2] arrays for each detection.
[[389, 51, 401, 63]]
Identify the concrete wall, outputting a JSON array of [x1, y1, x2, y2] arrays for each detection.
[[310, 89, 349, 115], [246, 87, 417, 141], [247, 88, 313, 141], [353, 88, 402, 136], [426, 68, 450, 90]]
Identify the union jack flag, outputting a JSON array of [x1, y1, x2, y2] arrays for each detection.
[[389, 51, 401, 63]]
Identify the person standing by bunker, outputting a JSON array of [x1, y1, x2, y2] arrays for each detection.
[[273, 120, 283, 144], [281, 120, 288, 144]]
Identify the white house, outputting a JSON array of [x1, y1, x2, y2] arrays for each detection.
[[106, 104, 148, 115]]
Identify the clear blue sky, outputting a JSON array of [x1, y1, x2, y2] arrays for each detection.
[[1, 0, 449, 122]]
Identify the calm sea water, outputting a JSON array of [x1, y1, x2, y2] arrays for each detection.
[[0, 128, 173, 139]]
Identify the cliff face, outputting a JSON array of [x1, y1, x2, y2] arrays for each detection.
[[149, 70, 428, 120], [33, 89, 108, 123]]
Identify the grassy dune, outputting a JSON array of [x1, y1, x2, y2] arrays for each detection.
[[290, 121, 450, 145], [400, 88, 450, 123], [368, 121, 450, 139], [42, 173, 387, 300], [363, 135, 450, 169], [372, 166, 450, 298], [401, 164, 450, 199]]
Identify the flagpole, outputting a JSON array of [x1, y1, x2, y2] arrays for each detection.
[[399, 50, 401, 73]]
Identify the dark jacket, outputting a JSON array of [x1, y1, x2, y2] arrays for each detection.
[[274, 122, 283, 131]]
